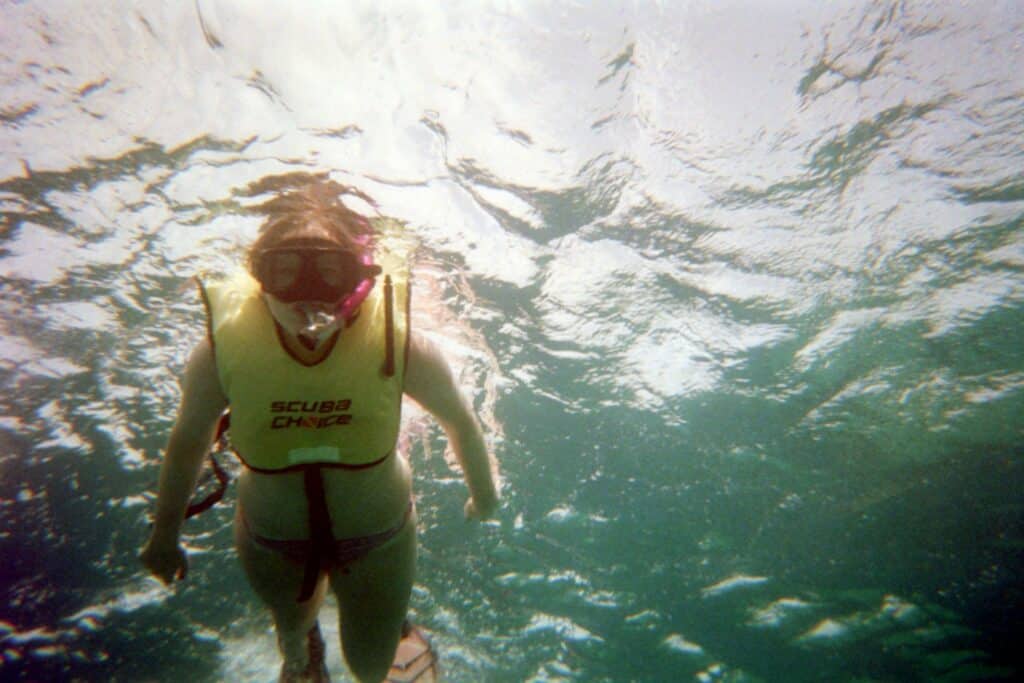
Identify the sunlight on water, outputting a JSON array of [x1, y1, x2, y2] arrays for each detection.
[[1, 0, 1023, 681]]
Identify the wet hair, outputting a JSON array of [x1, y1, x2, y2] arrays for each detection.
[[242, 172, 378, 275]]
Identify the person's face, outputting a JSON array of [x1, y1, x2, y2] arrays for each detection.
[[253, 235, 357, 341]]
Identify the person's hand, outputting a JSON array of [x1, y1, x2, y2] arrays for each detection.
[[139, 535, 188, 585], [464, 492, 499, 521]]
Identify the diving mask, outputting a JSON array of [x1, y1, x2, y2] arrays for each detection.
[[255, 239, 382, 329]]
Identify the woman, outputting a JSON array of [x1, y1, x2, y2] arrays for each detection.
[[139, 175, 500, 683]]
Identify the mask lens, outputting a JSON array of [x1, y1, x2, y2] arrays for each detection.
[[258, 246, 358, 302], [315, 251, 349, 289], [263, 251, 303, 293]]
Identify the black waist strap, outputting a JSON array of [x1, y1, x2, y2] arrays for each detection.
[[298, 465, 335, 603]]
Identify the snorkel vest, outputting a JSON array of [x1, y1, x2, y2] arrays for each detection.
[[199, 268, 409, 472]]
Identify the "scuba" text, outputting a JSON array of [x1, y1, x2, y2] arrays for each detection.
[[269, 399, 353, 430]]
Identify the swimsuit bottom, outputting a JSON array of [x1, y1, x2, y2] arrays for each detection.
[[242, 500, 413, 570]]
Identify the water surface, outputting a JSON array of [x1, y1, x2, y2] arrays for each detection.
[[1, 1, 1022, 681]]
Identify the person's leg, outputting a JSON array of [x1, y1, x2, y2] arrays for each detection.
[[234, 505, 328, 674], [329, 510, 417, 683]]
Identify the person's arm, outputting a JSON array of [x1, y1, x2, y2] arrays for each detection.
[[403, 333, 500, 519], [139, 337, 228, 583]]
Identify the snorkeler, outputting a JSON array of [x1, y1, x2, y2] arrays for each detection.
[[139, 175, 499, 683]]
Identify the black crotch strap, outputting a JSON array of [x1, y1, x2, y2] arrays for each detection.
[[297, 464, 334, 603]]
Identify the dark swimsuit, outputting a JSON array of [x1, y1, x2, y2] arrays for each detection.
[[242, 499, 413, 568]]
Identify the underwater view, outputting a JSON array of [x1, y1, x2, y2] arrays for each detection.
[[1, 1, 1022, 681]]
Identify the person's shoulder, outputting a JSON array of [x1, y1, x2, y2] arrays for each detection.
[[180, 336, 227, 409], [407, 332, 446, 368], [184, 336, 217, 378], [404, 332, 461, 406]]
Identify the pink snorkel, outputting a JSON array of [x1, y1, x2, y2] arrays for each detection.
[[334, 224, 379, 323]]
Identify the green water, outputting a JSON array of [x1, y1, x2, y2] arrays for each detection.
[[1, 1, 1022, 681]]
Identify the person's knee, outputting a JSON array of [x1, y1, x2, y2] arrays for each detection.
[[341, 627, 401, 683], [344, 651, 392, 683]]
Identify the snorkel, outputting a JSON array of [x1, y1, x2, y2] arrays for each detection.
[[287, 231, 380, 342], [334, 234, 377, 322], [284, 248, 376, 344]]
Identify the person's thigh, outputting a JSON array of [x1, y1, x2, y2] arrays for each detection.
[[329, 511, 417, 682], [233, 505, 326, 628]]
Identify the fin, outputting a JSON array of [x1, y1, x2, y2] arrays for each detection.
[[387, 620, 440, 683]]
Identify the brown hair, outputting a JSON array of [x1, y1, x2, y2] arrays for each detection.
[[242, 172, 378, 274]]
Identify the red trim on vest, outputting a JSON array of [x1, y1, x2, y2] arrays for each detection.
[[272, 318, 342, 367]]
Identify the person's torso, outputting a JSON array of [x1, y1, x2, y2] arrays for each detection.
[[236, 452, 413, 539], [201, 270, 409, 472]]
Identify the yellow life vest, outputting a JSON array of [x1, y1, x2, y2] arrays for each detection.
[[199, 269, 409, 472]]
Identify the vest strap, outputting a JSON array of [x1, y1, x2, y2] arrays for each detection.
[[184, 412, 232, 520], [298, 464, 334, 603], [383, 274, 395, 377]]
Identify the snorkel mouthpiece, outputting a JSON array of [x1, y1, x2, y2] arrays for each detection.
[[298, 303, 339, 338]]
